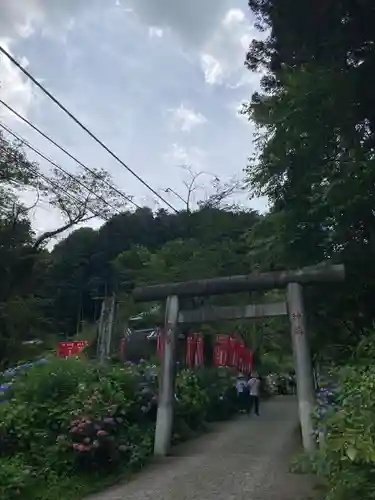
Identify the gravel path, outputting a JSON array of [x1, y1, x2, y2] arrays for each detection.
[[87, 397, 316, 500]]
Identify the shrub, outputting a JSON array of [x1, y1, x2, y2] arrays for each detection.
[[0, 358, 238, 500], [175, 370, 210, 431], [312, 335, 375, 500], [195, 367, 237, 421], [0, 456, 36, 498], [0, 359, 148, 470]]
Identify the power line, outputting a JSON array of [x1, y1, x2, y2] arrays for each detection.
[[0, 120, 121, 218], [0, 143, 108, 222], [0, 144, 109, 222], [0, 45, 179, 214], [0, 98, 141, 210], [0, 124, 119, 218]]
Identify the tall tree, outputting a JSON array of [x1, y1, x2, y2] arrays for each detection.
[[0, 130, 130, 365], [242, 0, 375, 350]]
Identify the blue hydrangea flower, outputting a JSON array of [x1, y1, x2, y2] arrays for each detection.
[[35, 358, 49, 365]]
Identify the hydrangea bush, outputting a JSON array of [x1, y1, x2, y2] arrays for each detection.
[[0, 358, 237, 499], [314, 379, 341, 442], [309, 335, 375, 500]]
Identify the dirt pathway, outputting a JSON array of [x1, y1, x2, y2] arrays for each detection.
[[87, 397, 316, 500]]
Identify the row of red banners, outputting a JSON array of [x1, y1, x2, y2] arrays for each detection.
[[214, 335, 253, 373], [156, 331, 205, 367], [156, 332, 253, 373]]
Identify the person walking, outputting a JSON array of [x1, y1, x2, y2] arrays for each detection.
[[236, 373, 248, 413], [247, 373, 261, 416], [288, 371, 296, 395]]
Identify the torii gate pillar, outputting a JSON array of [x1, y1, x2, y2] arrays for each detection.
[[287, 282, 316, 453], [154, 295, 179, 456]]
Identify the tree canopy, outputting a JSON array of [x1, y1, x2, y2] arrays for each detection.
[[242, 0, 375, 347]]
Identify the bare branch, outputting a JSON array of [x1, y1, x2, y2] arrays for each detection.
[[176, 165, 220, 212], [32, 212, 97, 250], [199, 176, 245, 210], [0, 129, 137, 247]]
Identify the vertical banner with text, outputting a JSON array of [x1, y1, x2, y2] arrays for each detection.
[[214, 335, 229, 367], [195, 334, 204, 367], [186, 334, 196, 368]]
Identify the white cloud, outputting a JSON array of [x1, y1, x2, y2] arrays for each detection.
[[0, 39, 34, 120], [149, 27, 163, 38], [222, 8, 246, 26], [200, 54, 224, 85], [164, 143, 206, 168], [0, 1, 42, 39], [0, 0, 97, 121], [0, 0, 96, 40], [200, 8, 259, 87], [124, 0, 231, 47], [1, 1, 260, 90], [169, 104, 207, 132], [121, 1, 260, 89]]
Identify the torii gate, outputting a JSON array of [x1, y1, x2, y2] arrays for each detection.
[[133, 263, 345, 456]]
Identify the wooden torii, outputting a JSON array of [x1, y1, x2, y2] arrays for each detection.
[[133, 263, 345, 456]]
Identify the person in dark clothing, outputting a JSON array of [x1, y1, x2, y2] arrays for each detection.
[[247, 374, 261, 416], [277, 374, 288, 395], [236, 374, 249, 413], [288, 372, 297, 394]]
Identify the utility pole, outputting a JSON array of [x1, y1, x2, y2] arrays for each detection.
[[97, 293, 116, 363]]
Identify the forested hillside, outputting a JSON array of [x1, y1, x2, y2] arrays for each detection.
[[0, 131, 266, 367]]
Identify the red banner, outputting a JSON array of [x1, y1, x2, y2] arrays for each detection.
[[228, 335, 239, 367], [244, 348, 253, 374], [214, 335, 229, 367], [236, 344, 253, 375], [186, 333, 204, 367], [120, 339, 126, 360], [186, 334, 196, 368], [58, 340, 88, 358], [211, 334, 253, 372], [157, 331, 164, 359], [236, 341, 246, 372], [195, 334, 204, 366]]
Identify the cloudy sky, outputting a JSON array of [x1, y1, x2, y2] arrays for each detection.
[[0, 0, 267, 238]]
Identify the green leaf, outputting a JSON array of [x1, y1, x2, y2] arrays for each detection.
[[346, 446, 357, 462]]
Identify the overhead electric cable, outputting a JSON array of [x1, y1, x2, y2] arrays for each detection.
[[0, 144, 109, 222], [0, 120, 121, 218], [0, 45, 179, 213], [0, 98, 141, 210]]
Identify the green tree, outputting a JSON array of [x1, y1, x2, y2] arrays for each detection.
[[0, 129, 130, 366], [241, 0, 375, 359]]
